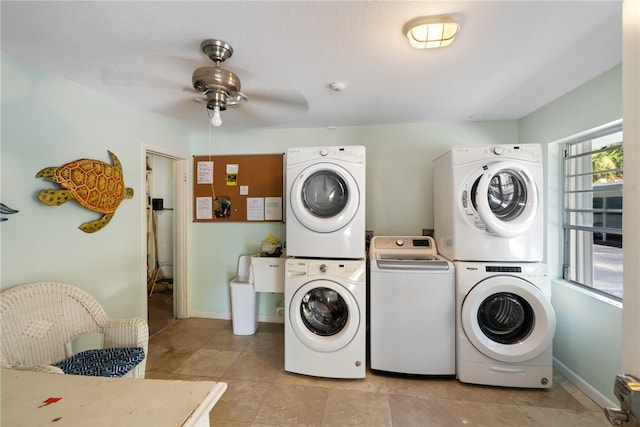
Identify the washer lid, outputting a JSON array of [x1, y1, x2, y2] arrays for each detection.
[[370, 236, 448, 270], [461, 275, 556, 363]]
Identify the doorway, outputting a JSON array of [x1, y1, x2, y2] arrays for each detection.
[[144, 147, 189, 335]]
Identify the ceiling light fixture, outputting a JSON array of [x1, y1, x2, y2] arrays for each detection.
[[403, 16, 460, 49], [209, 105, 222, 127]]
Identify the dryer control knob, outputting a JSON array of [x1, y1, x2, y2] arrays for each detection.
[[319, 264, 327, 273], [494, 146, 504, 155], [395, 239, 404, 246], [319, 148, 329, 156]]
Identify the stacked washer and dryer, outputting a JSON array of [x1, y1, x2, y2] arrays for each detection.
[[284, 146, 367, 379], [433, 144, 557, 389]]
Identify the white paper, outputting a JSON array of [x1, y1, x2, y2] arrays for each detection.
[[246, 197, 264, 221], [197, 161, 214, 184], [265, 197, 283, 221], [239, 185, 249, 195], [196, 196, 213, 219], [226, 164, 239, 173]]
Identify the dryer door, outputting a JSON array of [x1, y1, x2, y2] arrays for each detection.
[[289, 162, 360, 233], [461, 275, 555, 363], [471, 161, 539, 237], [289, 279, 360, 352]]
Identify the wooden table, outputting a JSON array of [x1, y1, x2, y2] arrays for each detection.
[[1, 369, 227, 426]]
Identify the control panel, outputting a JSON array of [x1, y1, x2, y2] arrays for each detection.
[[372, 236, 436, 253], [285, 259, 364, 282]]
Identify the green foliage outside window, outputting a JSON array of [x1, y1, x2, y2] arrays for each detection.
[[592, 144, 623, 183]]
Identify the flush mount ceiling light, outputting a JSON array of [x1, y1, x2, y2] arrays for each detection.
[[403, 16, 460, 49]]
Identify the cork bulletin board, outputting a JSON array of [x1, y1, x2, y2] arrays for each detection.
[[193, 153, 284, 222]]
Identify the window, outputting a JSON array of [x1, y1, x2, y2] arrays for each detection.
[[563, 124, 623, 299]]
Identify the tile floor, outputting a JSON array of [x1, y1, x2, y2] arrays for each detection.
[[146, 318, 609, 426]]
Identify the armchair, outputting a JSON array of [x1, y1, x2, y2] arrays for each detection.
[[1, 282, 148, 378]]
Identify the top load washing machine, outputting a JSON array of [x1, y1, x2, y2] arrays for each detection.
[[286, 146, 365, 259], [369, 236, 455, 375], [433, 144, 543, 262]]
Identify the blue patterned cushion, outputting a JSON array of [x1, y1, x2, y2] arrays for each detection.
[[54, 347, 145, 377]]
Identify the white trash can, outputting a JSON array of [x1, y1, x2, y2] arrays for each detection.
[[230, 255, 259, 335]]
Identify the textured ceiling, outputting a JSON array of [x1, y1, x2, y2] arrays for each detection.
[[1, 1, 622, 132]]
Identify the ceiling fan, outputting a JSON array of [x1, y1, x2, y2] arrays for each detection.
[[191, 39, 307, 128]]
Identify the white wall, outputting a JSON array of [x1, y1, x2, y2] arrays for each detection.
[[0, 53, 190, 319], [188, 121, 518, 320], [519, 64, 623, 405]]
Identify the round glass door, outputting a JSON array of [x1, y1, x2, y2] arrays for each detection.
[[290, 163, 360, 233], [300, 287, 348, 336], [289, 279, 360, 352], [477, 292, 534, 344], [473, 161, 538, 237], [461, 276, 555, 363], [302, 171, 348, 218]]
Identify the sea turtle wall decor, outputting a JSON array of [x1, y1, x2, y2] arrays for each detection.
[[0, 203, 19, 222], [36, 151, 134, 233]]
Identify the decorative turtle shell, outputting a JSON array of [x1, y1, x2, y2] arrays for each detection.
[[36, 151, 134, 233]]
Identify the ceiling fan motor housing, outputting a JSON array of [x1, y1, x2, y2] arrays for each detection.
[[192, 66, 241, 110]]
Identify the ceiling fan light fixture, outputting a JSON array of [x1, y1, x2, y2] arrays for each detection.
[[403, 16, 459, 49], [209, 105, 222, 127]]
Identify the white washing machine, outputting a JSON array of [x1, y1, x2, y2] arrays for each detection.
[[456, 261, 556, 388], [433, 144, 543, 262], [284, 258, 366, 379], [286, 146, 365, 259], [368, 236, 455, 375]]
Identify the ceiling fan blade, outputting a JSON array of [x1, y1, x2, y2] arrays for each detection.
[[100, 67, 181, 89], [243, 90, 309, 112]]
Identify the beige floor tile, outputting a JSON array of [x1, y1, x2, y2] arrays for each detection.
[[443, 380, 523, 405], [244, 331, 285, 355], [202, 329, 254, 352], [383, 374, 461, 401], [453, 400, 534, 426], [153, 323, 220, 352], [222, 351, 284, 382], [174, 348, 240, 378], [253, 383, 328, 426], [173, 317, 232, 331], [257, 322, 285, 334], [144, 319, 608, 427], [275, 370, 388, 394], [323, 388, 392, 426], [388, 394, 461, 426], [145, 344, 194, 375], [520, 406, 610, 426], [510, 380, 586, 411], [209, 379, 272, 423], [555, 374, 603, 412]]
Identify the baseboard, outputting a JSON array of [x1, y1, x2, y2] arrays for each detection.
[[188, 311, 283, 324], [258, 314, 284, 324], [553, 357, 616, 409]]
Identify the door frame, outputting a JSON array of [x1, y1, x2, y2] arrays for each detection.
[[143, 145, 189, 319]]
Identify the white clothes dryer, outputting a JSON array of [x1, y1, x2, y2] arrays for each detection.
[[456, 261, 556, 388], [433, 144, 543, 262], [284, 258, 366, 379], [286, 146, 365, 259]]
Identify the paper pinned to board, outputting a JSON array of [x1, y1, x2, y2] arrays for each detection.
[[265, 197, 282, 221], [196, 196, 213, 219], [247, 198, 264, 221]]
